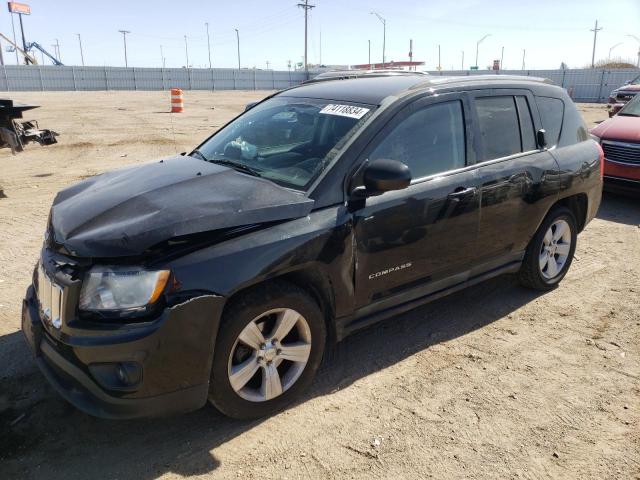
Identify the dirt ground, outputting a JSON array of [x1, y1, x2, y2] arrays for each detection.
[[0, 91, 638, 480]]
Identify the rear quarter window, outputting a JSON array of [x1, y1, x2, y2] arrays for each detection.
[[536, 97, 564, 146]]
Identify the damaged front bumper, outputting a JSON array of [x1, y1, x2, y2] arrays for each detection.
[[21, 284, 225, 419]]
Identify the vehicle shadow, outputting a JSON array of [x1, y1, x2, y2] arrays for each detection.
[[1, 274, 541, 479], [597, 191, 640, 226]]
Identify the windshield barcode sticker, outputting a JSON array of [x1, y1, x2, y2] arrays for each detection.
[[319, 104, 370, 119]]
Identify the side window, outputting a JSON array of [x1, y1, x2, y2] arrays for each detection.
[[369, 101, 466, 178], [536, 96, 564, 146], [475, 96, 521, 160], [515, 96, 537, 151]]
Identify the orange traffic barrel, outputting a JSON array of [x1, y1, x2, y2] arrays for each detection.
[[171, 88, 184, 113]]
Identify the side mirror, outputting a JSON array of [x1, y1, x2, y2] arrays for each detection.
[[537, 129, 547, 149], [244, 101, 258, 112], [356, 159, 412, 196]]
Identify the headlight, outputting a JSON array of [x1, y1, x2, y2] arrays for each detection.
[[79, 267, 170, 311]]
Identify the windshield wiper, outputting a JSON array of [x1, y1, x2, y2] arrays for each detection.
[[618, 113, 639, 117], [207, 158, 262, 177], [189, 149, 208, 161]]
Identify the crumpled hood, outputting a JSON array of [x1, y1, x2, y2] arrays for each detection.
[[50, 155, 314, 257]]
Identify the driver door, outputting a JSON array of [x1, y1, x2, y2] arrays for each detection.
[[351, 93, 482, 313]]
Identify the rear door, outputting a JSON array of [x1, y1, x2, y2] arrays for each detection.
[[471, 90, 560, 266], [351, 93, 482, 311]]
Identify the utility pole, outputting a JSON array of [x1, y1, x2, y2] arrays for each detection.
[[438, 44, 441, 71], [184, 35, 189, 67], [521, 49, 526, 70], [590, 20, 602, 68], [234, 28, 241, 70], [500, 46, 504, 69], [628, 34, 640, 68], [54, 39, 61, 62], [409, 39, 413, 69], [475, 34, 491, 68], [319, 29, 322, 66], [461, 50, 464, 70], [370, 12, 386, 67], [0, 37, 4, 66], [266, 60, 270, 69], [160, 45, 165, 68], [77, 34, 85, 66], [118, 30, 130, 67], [368, 40, 371, 69], [297, 0, 315, 75], [205, 22, 212, 68]]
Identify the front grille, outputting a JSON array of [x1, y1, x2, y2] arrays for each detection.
[[616, 92, 637, 102], [37, 263, 65, 329], [602, 140, 640, 165]]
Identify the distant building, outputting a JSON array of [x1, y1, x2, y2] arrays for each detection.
[[351, 61, 425, 70]]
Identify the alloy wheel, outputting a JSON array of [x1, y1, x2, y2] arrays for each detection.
[[539, 219, 572, 280], [227, 308, 312, 402]]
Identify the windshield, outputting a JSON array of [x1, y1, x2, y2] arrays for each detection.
[[195, 97, 375, 190], [619, 93, 640, 116]]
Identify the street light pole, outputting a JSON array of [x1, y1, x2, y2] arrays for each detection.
[[626, 34, 640, 68], [368, 39, 371, 69], [370, 12, 386, 67], [184, 35, 189, 67], [521, 49, 526, 70], [76, 33, 84, 66], [500, 46, 504, 69], [475, 34, 491, 68], [118, 30, 130, 67], [234, 28, 241, 70], [608, 42, 623, 60], [461, 50, 464, 70], [160, 45, 165, 68], [205, 22, 212, 68]]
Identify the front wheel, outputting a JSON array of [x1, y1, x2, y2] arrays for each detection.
[[208, 281, 326, 419], [519, 206, 577, 291]]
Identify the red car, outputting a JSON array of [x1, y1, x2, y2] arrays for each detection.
[[607, 74, 640, 117], [591, 93, 640, 193]]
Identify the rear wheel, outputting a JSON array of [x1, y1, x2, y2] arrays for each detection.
[[208, 281, 326, 419], [519, 206, 577, 291]]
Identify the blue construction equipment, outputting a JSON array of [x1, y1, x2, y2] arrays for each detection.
[[25, 41, 63, 66]]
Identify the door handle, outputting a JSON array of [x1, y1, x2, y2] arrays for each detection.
[[448, 186, 477, 199]]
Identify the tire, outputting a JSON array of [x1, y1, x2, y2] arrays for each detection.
[[208, 281, 326, 419], [519, 206, 577, 291]]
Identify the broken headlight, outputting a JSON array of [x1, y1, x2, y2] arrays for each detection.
[[79, 267, 170, 311]]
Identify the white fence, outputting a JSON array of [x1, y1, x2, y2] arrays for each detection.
[[1, 65, 638, 102], [0, 65, 307, 92], [426, 68, 639, 102]]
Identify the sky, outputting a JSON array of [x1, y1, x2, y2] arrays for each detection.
[[3, 0, 639, 71]]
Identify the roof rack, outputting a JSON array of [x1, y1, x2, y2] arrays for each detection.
[[304, 69, 429, 84]]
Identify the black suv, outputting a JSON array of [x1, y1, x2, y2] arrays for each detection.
[[22, 74, 603, 419]]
